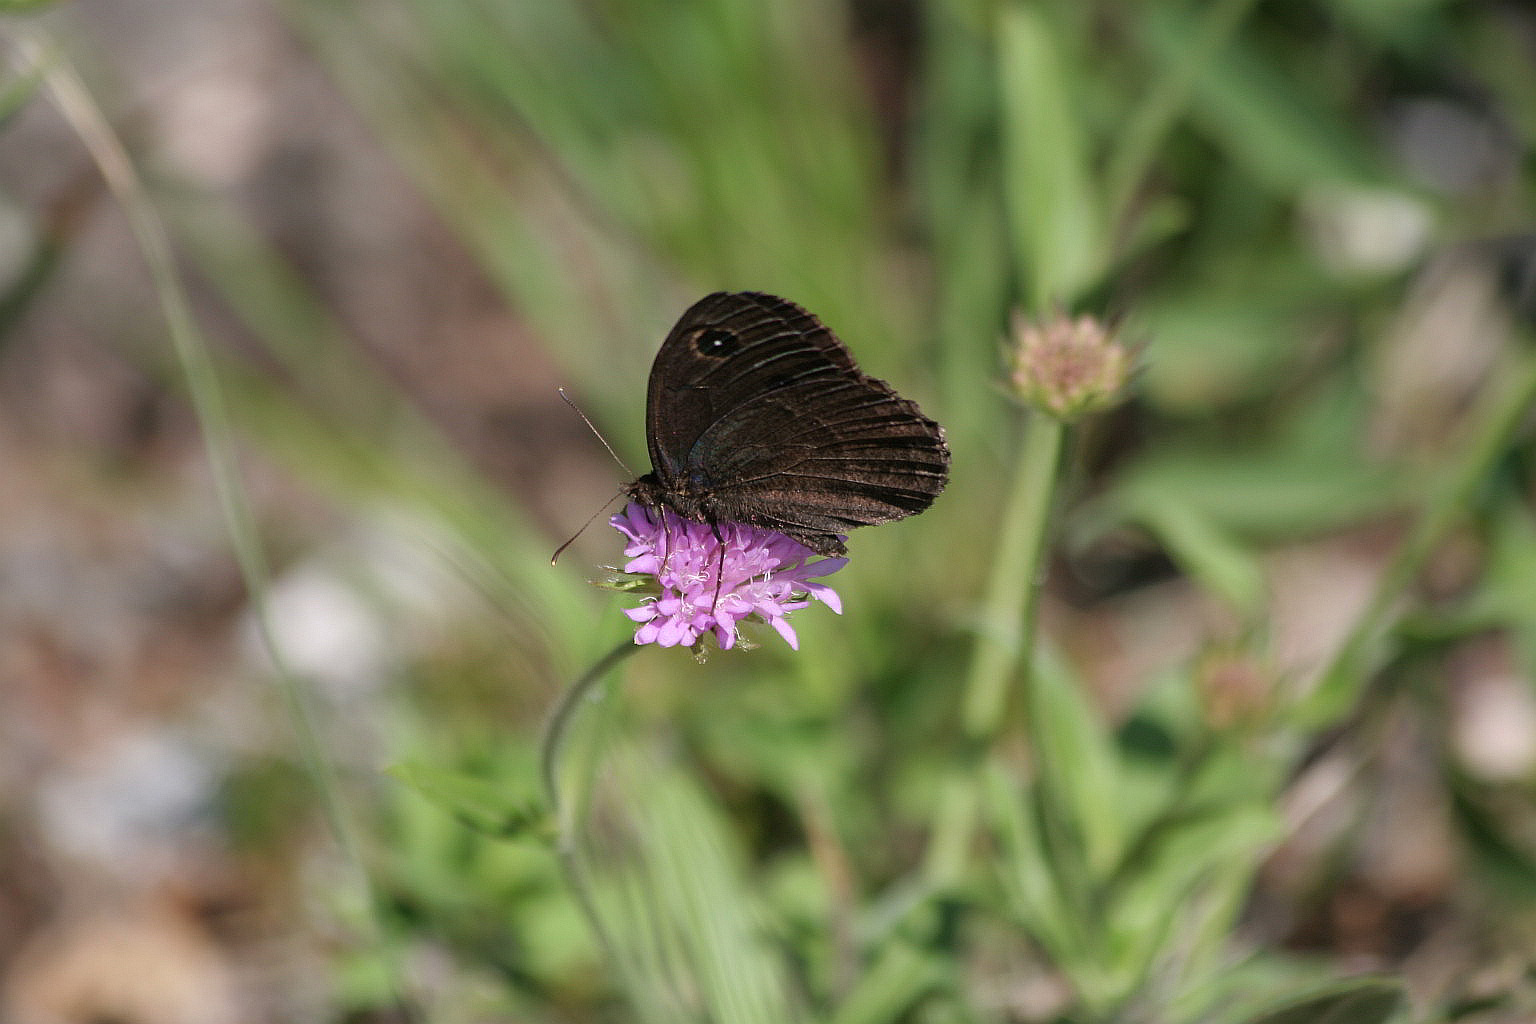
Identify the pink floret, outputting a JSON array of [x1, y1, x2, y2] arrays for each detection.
[[609, 503, 847, 652]]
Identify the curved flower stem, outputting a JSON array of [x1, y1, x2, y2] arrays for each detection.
[[540, 640, 638, 822], [539, 640, 640, 962], [925, 413, 1065, 887], [1302, 344, 1536, 727]]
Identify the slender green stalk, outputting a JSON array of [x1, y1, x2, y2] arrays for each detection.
[[540, 640, 638, 830], [1303, 344, 1536, 726], [965, 414, 1066, 738], [539, 640, 639, 970], [17, 27, 416, 1017], [925, 412, 1065, 886]]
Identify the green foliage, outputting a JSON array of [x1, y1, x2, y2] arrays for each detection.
[[1237, 978, 1404, 1024], [585, 749, 810, 1024], [390, 758, 550, 841]]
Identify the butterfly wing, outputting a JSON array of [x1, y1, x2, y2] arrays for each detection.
[[644, 292, 949, 554]]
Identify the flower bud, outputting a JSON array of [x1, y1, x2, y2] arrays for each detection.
[[1006, 310, 1130, 420], [1194, 646, 1275, 731]]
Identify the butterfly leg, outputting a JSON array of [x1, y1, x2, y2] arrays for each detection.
[[658, 507, 672, 577], [708, 518, 726, 618]]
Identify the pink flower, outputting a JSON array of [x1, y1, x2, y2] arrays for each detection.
[[609, 503, 846, 652]]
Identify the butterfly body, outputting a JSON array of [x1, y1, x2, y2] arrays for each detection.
[[629, 292, 950, 556]]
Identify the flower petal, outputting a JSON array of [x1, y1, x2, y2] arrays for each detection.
[[623, 604, 657, 623], [769, 615, 799, 650], [801, 582, 842, 614]]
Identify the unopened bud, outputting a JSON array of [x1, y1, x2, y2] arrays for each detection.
[[1006, 311, 1130, 420], [1194, 647, 1275, 731]]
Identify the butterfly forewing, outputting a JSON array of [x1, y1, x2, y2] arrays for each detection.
[[633, 291, 949, 555], [643, 293, 851, 473]]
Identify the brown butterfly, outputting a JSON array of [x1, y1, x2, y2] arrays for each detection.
[[628, 292, 950, 554]]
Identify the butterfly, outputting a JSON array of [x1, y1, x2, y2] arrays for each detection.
[[628, 291, 950, 555]]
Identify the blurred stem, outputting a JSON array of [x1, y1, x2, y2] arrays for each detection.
[[17, 28, 415, 1017], [925, 412, 1065, 886], [540, 640, 638, 967], [1102, 0, 1259, 238], [540, 640, 637, 832], [965, 414, 1065, 739], [1303, 344, 1536, 727]]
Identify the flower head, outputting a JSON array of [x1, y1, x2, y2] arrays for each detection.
[[608, 503, 847, 652], [1194, 645, 1276, 731], [1007, 310, 1131, 420]]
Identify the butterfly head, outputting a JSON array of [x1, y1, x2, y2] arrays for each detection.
[[627, 471, 700, 520]]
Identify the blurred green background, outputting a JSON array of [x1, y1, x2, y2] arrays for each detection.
[[1, 0, 1535, 1022]]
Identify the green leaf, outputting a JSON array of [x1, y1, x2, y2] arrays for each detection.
[[1482, 502, 1536, 673], [389, 760, 550, 841], [826, 933, 948, 1024], [1449, 776, 1536, 903], [1138, 499, 1267, 615], [1091, 423, 1398, 542], [1107, 799, 1278, 994], [988, 760, 1080, 970], [1031, 647, 1124, 879], [0, 53, 49, 125], [1140, 5, 1386, 191], [589, 752, 807, 1024], [1237, 978, 1404, 1024]]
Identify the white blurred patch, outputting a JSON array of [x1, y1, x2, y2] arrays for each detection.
[[249, 559, 393, 700], [241, 509, 472, 702], [1301, 186, 1434, 277], [156, 56, 274, 188], [91, 0, 281, 190], [36, 729, 219, 876], [1454, 670, 1536, 782]]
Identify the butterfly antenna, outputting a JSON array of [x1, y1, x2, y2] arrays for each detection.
[[558, 387, 634, 477], [551, 485, 628, 565]]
